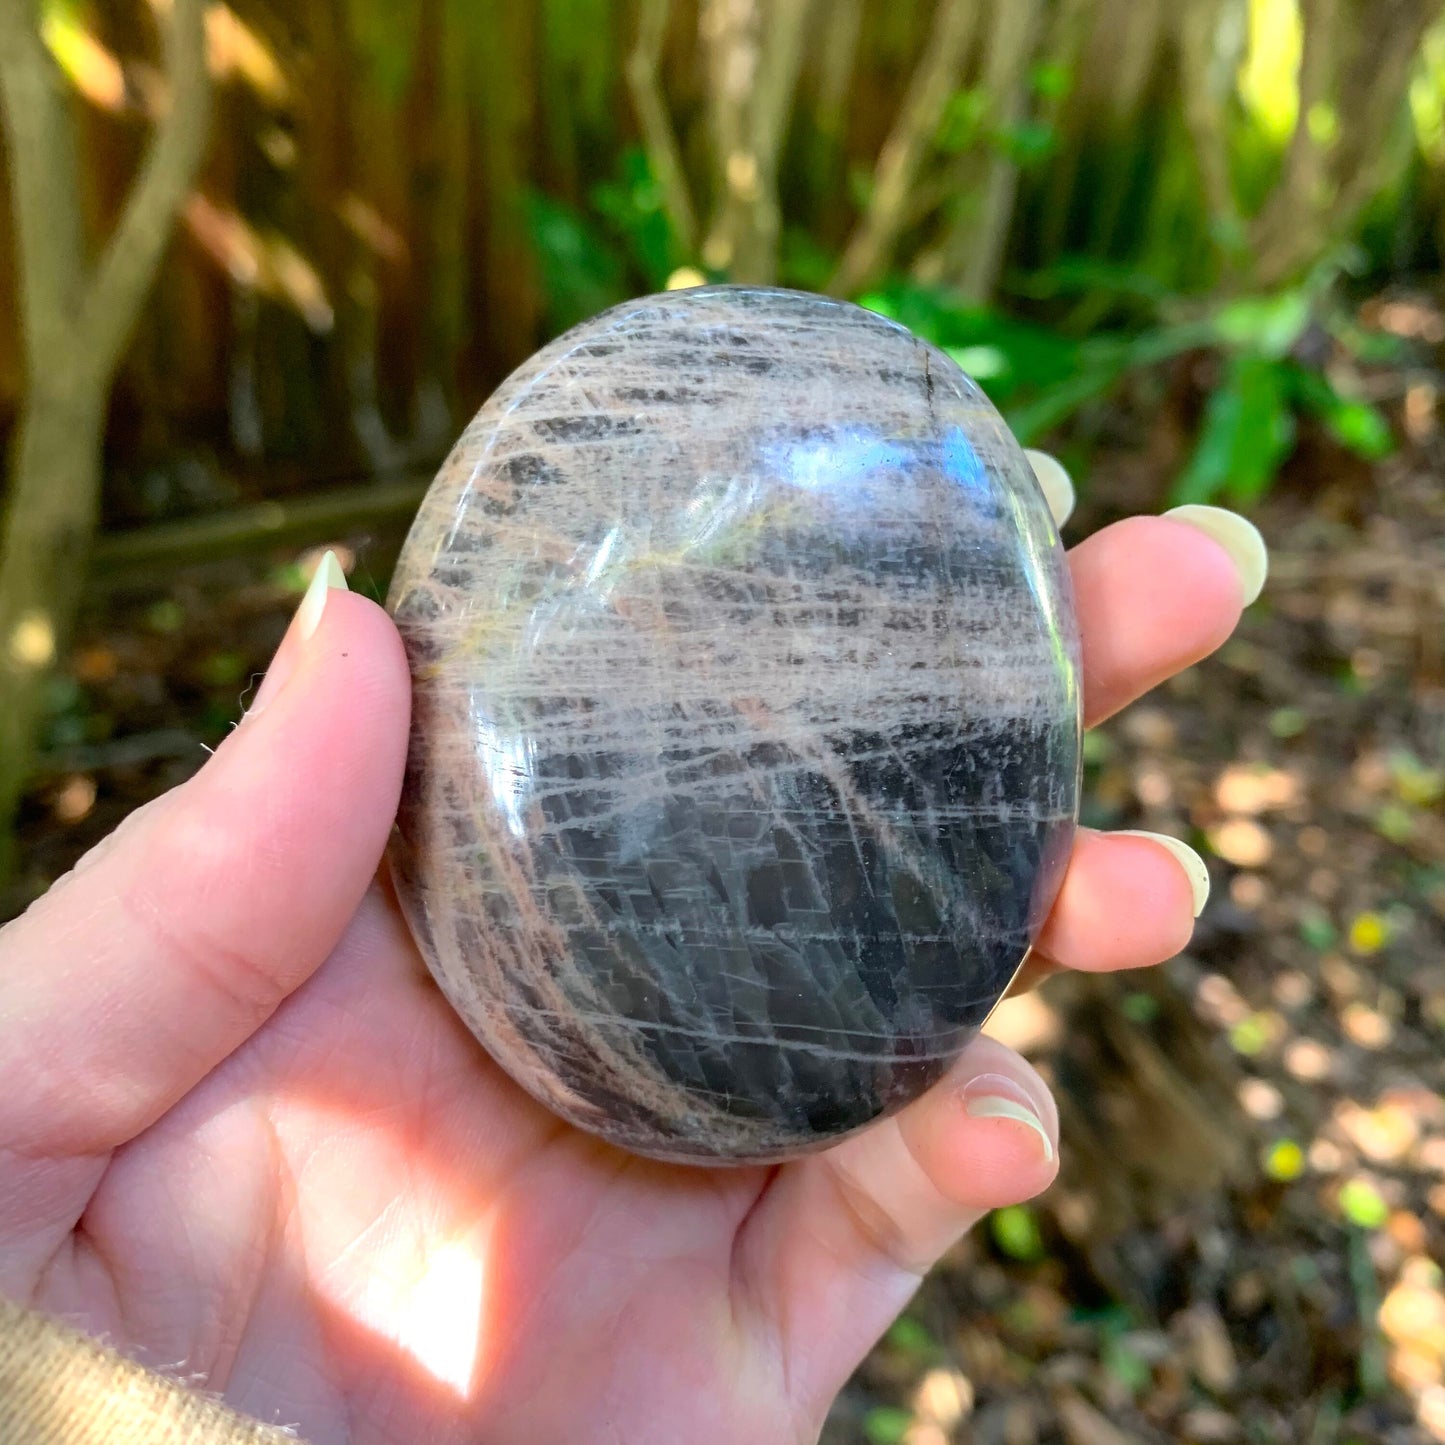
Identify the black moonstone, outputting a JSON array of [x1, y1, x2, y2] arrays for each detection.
[[387, 286, 1082, 1163]]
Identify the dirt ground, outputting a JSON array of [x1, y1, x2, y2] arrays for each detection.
[[6, 368, 1444, 1445]]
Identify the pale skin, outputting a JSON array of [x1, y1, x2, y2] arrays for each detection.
[[0, 512, 1252, 1444]]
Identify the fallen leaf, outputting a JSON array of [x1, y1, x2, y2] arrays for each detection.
[[1207, 818, 1273, 867], [1215, 763, 1302, 814], [1056, 1392, 1141, 1445], [1177, 1305, 1239, 1394]]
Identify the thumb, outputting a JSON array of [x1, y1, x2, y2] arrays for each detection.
[[0, 557, 411, 1159], [737, 1034, 1059, 1422]]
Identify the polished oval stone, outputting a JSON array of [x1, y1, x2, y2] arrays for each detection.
[[387, 286, 1082, 1164]]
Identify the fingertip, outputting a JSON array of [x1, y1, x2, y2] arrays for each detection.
[[240, 588, 410, 752], [1025, 449, 1075, 528], [1070, 514, 1246, 725], [1037, 827, 1199, 971], [897, 1039, 1060, 1215], [1162, 505, 1268, 607], [1113, 829, 1210, 917]]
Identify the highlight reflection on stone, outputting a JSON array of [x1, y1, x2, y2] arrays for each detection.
[[387, 286, 1082, 1164]]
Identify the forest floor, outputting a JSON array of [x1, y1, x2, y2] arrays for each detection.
[[6, 365, 1444, 1445]]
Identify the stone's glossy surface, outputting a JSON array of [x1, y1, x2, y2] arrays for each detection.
[[387, 286, 1082, 1164]]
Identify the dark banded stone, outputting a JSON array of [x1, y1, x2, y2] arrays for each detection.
[[387, 286, 1081, 1164]]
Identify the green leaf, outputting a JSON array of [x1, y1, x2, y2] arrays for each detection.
[[1005, 359, 1126, 443], [1289, 363, 1394, 458], [1171, 354, 1295, 506], [146, 599, 186, 635], [1338, 1179, 1390, 1230], [1264, 1139, 1306, 1181], [991, 1204, 1046, 1261], [1005, 322, 1214, 442], [1102, 1336, 1152, 1395], [1120, 992, 1160, 1024], [1297, 905, 1337, 951], [938, 87, 991, 153], [1213, 291, 1311, 358], [1389, 749, 1445, 806], [946, 344, 1010, 380], [884, 1316, 937, 1358], [1031, 62, 1072, 100], [864, 1407, 915, 1445], [590, 148, 679, 289], [1229, 1014, 1271, 1056], [200, 652, 247, 689], [1375, 803, 1415, 844], [1012, 255, 1172, 306], [1268, 706, 1308, 738], [524, 192, 627, 334], [779, 229, 835, 290], [996, 120, 1056, 167]]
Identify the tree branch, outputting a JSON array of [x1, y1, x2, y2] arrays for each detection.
[[751, 0, 812, 169], [0, 0, 88, 374], [699, 0, 757, 274], [1323, 0, 1444, 231], [1251, 0, 1339, 277], [814, 0, 863, 145], [626, 0, 698, 255], [698, 0, 811, 283], [76, 0, 212, 382], [1175, 0, 1245, 261], [942, 0, 1045, 302], [1251, 0, 1441, 284], [739, 0, 811, 282], [829, 0, 981, 297]]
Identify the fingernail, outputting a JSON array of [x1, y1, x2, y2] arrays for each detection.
[[961, 1073, 1054, 1163], [296, 549, 348, 640], [249, 551, 348, 716], [1162, 504, 1268, 606], [1114, 830, 1211, 917], [1025, 449, 1075, 528]]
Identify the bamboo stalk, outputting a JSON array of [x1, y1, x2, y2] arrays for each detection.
[[1251, 0, 1443, 284], [1084, 0, 1166, 260], [829, 0, 981, 296], [699, 0, 812, 283], [699, 0, 757, 274], [1255, 0, 1340, 264], [1175, 0, 1245, 267], [814, 0, 864, 145], [939, 0, 1046, 302], [626, 0, 699, 255], [1032, 0, 1096, 267]]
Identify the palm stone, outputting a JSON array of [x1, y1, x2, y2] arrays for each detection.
[[386, 285, 1082, 1164]]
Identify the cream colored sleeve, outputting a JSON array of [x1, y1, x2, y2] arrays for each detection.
[[0, 1295, 304, 1444]]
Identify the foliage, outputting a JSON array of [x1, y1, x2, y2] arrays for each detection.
[[858, 259, 1400, 508], [531, 141, 1399, 507]]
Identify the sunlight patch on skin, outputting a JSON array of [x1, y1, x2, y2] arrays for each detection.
[[338, 1225, 492, 1397], [395, 1236, 488, 1394]]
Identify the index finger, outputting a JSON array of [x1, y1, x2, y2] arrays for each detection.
[[1068, 512, 1265, 726]]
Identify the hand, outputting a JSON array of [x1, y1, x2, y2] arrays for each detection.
[[0, 498, 1261, 1444]]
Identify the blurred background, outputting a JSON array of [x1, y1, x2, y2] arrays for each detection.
[[0, 0, 1442, 1440]]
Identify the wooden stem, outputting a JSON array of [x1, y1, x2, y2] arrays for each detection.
[[0, 0, 211, 877], [626, 0, 699, 256], [829, 0, 981, 296]]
